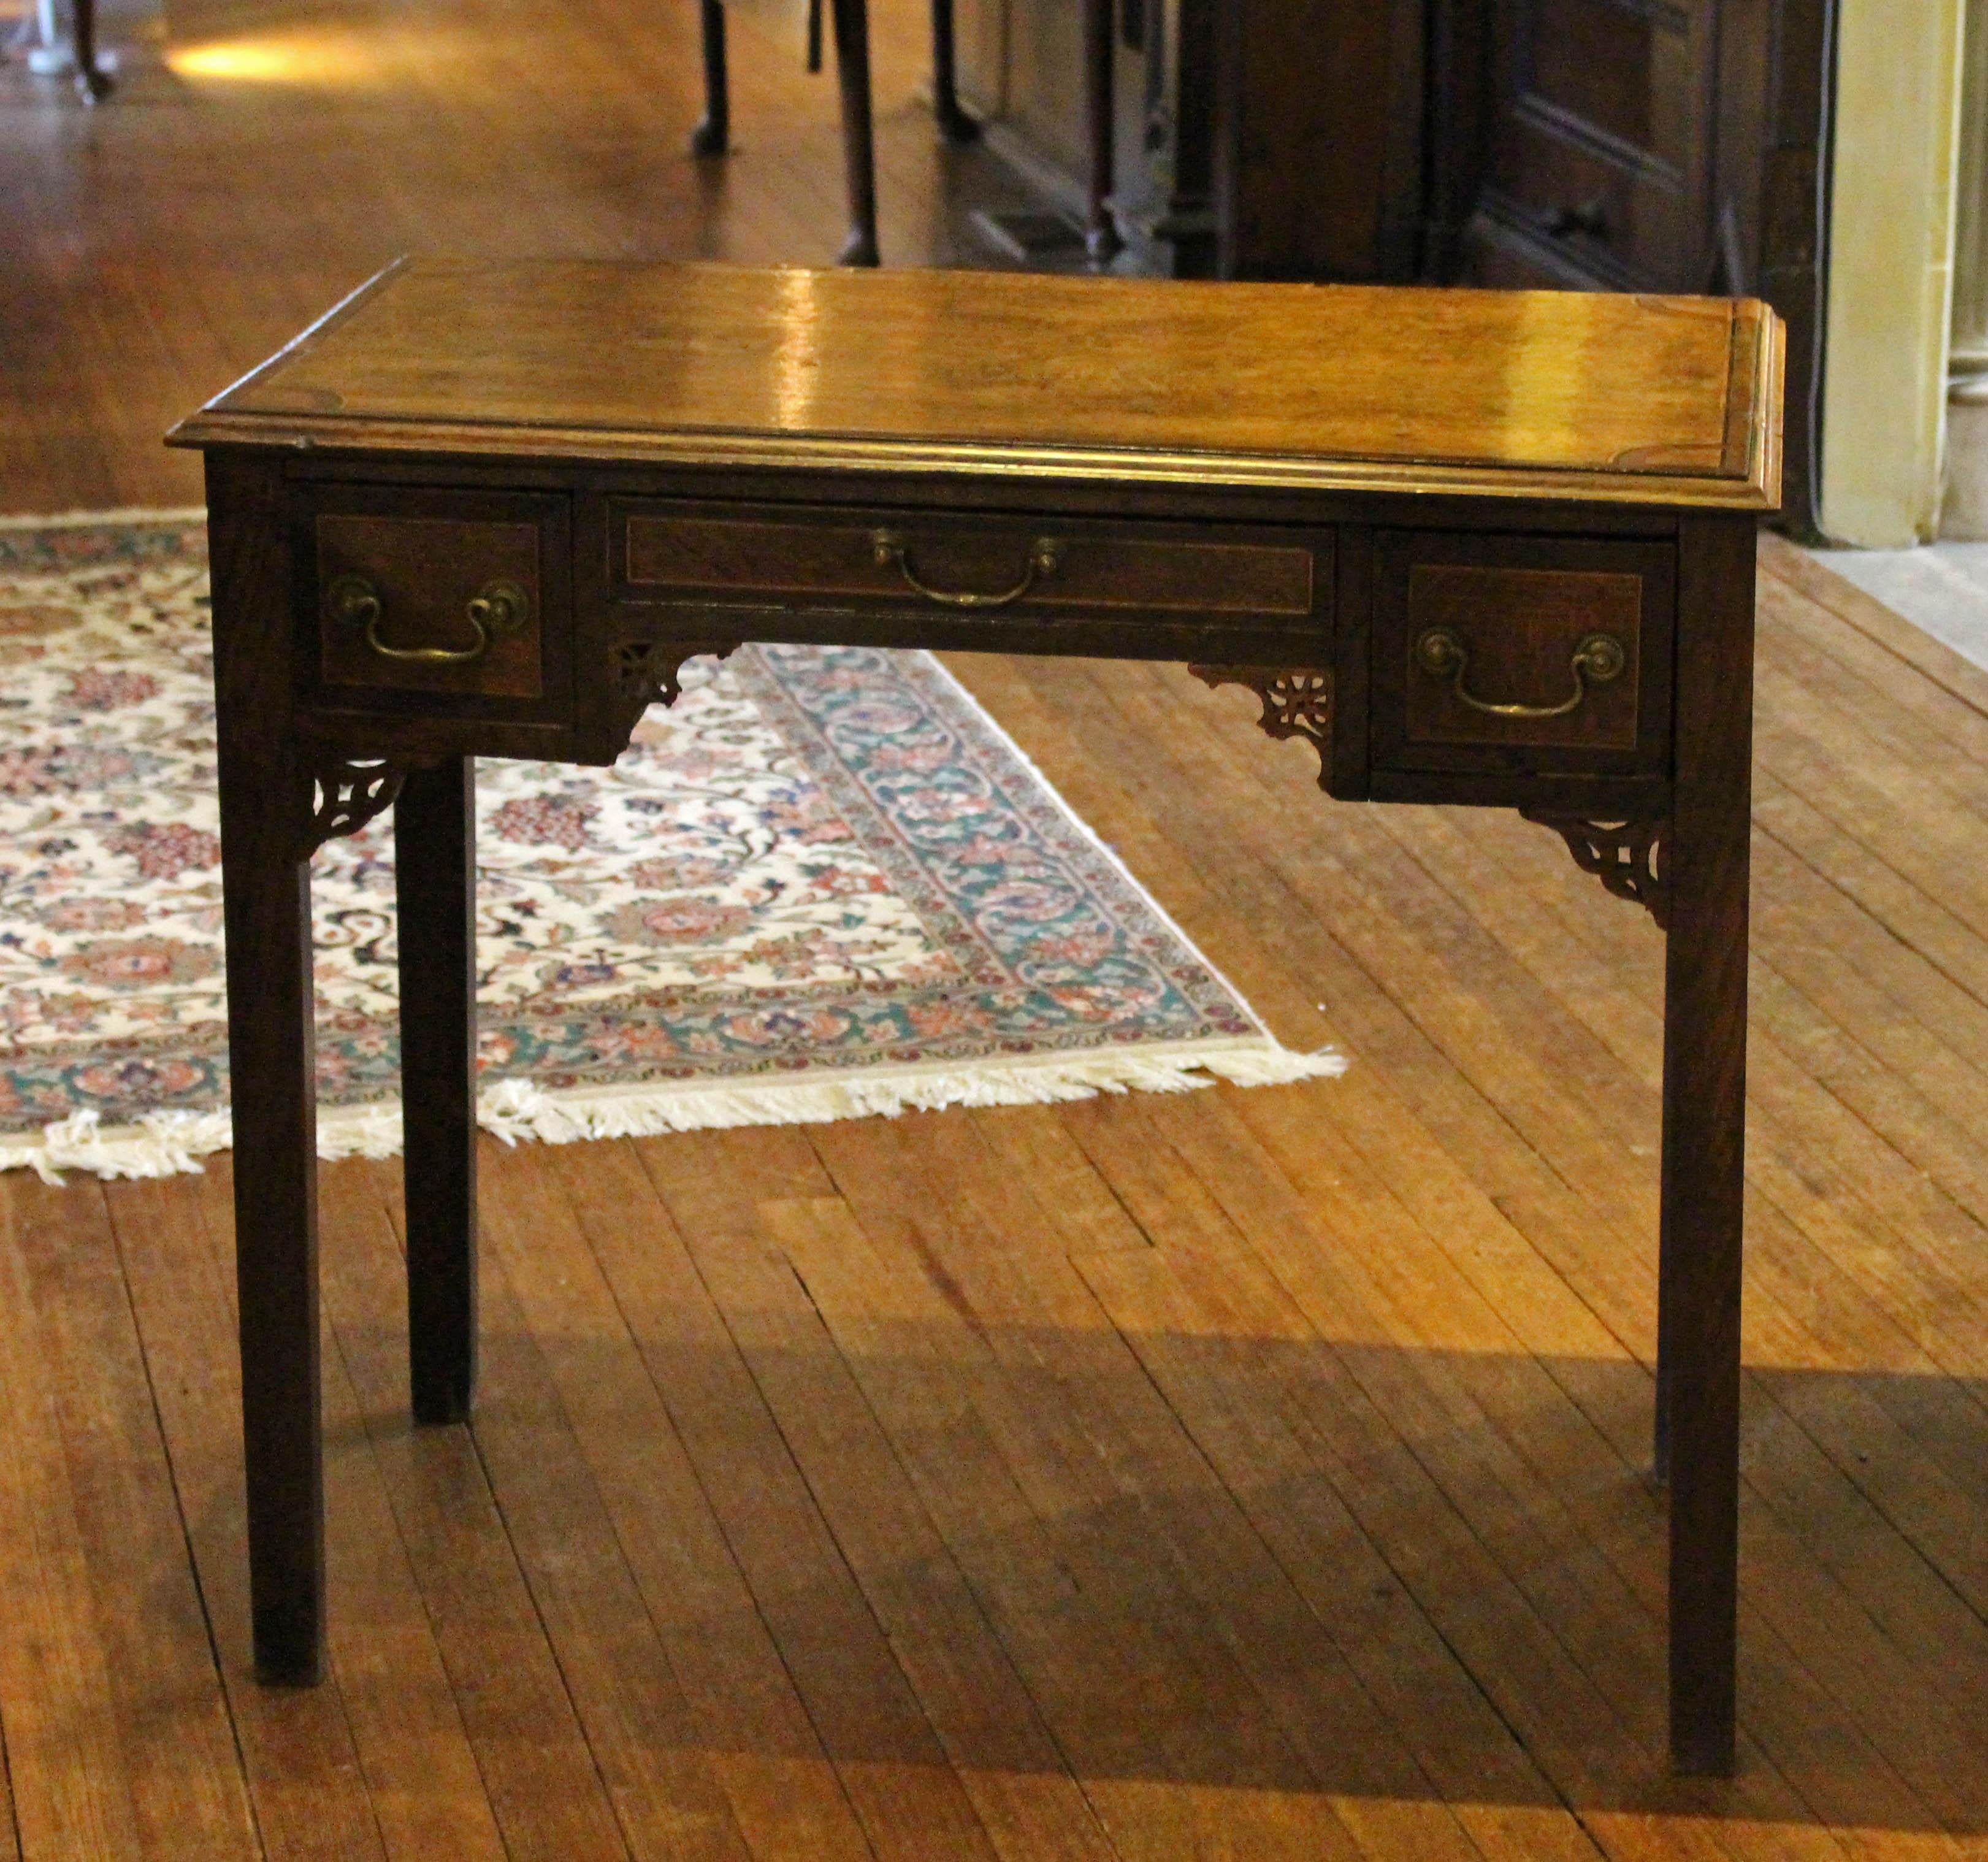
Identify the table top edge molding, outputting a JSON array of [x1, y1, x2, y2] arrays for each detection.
[[164, 413, 1783, 511]]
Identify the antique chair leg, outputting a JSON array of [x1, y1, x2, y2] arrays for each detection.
[[1083, 0, 1120, 260], [828, 0, 881, 265], [1658, 514, 1755, 1777], [930, 0, 979, 142], [396, 759, 480, 1428], [690, 0, 728, 155], [210, 457, 325, 1688]]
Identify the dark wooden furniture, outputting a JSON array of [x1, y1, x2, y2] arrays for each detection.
[[692, 0, 1118, 264], [168, 257, 1781, 1776]]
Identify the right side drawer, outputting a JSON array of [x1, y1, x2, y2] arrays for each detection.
[[1370, 531, 1676, 780]]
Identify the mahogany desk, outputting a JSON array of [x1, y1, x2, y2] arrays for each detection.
[[169, 259, 1783, 1777]]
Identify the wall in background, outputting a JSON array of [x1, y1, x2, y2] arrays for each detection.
[[1937, 0, 1988, 536], [1819, 0, 1964, 545]]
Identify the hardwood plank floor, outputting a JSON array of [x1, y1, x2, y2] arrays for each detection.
[[5, 0, 1988, 1853]]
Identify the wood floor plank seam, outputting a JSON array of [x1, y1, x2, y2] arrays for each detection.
[[617, 1133, 1013, 1862], [1753, 775, 1988, 1051], [13, 1178, 263, 1861], [1046, 1245, 1598, 1861], [451, 1398, 648, 1862], [1753, 584, 1988, 769], [116, 1166, 405, 1861], [1009, 660, 1988, 1838], [1372, 794, 1988, 1406], [434, 1162, 775, 1862], [308, 1315, 511, 1862], [1121, 1122, 1940, 1846], [522, 1143, 892, 1862], [1331, 732, 1988, 1412], [97, 1188, 286, 1862], [1193, 855, 1988, 1822], [1758, 540, 1988, 722], [0, 1183, 155, 1858], [284, 1162, 529, 1860], [800, 1117, 1440, 1861], [1064, 1111, 1791, 1832], [918, 1113, 1683, 1856], [312, 1168, 633, 1860], [1058, 657, 1601, 1218], [751, 1205, 1138, 1862], [686, 1156, 1125, 1862]]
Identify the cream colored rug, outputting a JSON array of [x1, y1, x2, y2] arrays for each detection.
[[0, 510, 1341, 1179]]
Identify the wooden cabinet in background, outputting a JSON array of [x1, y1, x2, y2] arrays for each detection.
[[1211, 0, 1427, 282]]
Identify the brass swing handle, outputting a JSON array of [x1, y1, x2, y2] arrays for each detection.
[[872, 529, 1062, 610], [1414, 627, 1627, 719], [326, 575, 530, 664]]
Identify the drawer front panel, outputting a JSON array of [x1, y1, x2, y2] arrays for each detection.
[[317, 514, 544, 697], [296, 488, 573, 726], [615, 502, 1320, 626], [1372, 532, 1674, 779]]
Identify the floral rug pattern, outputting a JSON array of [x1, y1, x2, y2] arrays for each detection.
[[0, 514, 1337, 1173]]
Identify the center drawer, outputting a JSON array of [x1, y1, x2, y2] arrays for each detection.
[[606, 497, 1329, 649]]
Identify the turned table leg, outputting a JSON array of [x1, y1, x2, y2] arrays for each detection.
[[210, 457, 326, 1687], [1083, 0, 1120, 261], [691, 0, 728, 155], [396, 759, 479, 1427], [828, 0, 880, 266], [930, 0, 979, 142], [1658, 514, 1756, 1776]]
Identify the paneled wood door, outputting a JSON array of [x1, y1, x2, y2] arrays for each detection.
[[1461, 0, 1725, 291], [1440, 0, 1829, 525]]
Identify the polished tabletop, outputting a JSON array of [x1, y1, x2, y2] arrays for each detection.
[[171, 258, 1783, 510]]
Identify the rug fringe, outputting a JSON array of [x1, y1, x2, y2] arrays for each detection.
[[0, 1041, 1345, 1181], [0, 506, 209, 529]]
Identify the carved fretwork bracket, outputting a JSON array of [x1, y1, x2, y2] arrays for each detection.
[[304, 755, 414, 856], [1188, 665, 1334, 788], [613, 638, 741, 713], [1521, 810, 1670, 928]]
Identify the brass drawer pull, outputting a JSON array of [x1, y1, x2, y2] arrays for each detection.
[[1413, 627, 1627, 719], [872, 529, 1061, 609], [326, 574, 530, 664]]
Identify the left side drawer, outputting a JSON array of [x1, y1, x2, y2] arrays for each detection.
[[293, 486, 572, 722]]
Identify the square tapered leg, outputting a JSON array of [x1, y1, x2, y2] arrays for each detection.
[[1659, 514, 1756, 1777], [396, 757, 480, 1427]]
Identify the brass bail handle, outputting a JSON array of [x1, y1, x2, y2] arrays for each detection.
[[872, 529, 1062, 610], [327, 575, 530, 664], [1414, 627, 1627, 720]]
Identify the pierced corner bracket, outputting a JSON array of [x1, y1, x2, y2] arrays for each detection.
[[1520, 810, 1670, 928], [304, 754, 413, 856], [1189, 665, 1334, 788], [613, 638, 741, 714]]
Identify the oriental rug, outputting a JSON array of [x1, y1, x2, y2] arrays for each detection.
[[0, 511, 1341, 1179]]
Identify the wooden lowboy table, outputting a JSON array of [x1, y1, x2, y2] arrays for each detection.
[[169, 258, 1781, 1776]]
